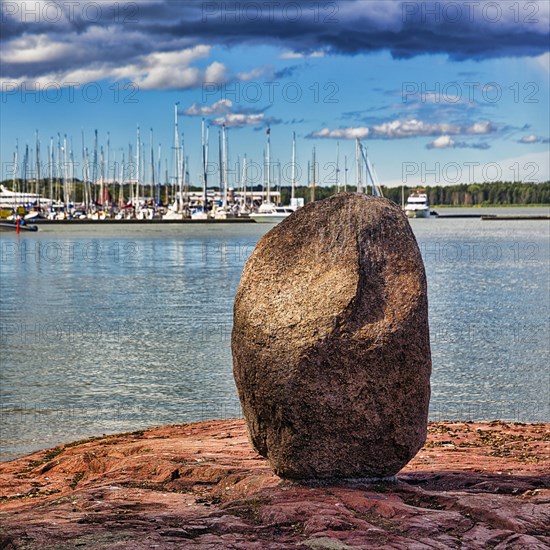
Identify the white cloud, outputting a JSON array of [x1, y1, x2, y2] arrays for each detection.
[[310, 127, 370, 139], [0, 44, 229, 91], [518, 134, 549, 144], [185, 98, 270, 128], [204, 61, 227, 84], [237, 67, 269, 81], [143, 46, 211, 68], [467, 121, 495, 135], [212, 113, 266, 128], [310, 119, 497, 140], [519, 134, 539, 144], [185, 99, 233, 116], [370, 119, 458, 138], [137, 65, 201, 90], [0, 34, 73, 64], [427, 135, 455, 149]]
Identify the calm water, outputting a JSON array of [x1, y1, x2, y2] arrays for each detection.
[[1, 207, 549, 460]]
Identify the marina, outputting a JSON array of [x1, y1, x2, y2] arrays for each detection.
[[1, 121, 385, 224]]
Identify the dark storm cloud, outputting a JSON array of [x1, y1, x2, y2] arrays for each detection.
[[1, 0, 548, 85]]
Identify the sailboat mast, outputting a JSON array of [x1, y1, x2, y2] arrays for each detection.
[[173, 104, 180, 206], [180, 131, 185, 206], [164, 159, 169, 205], [48, 138, 53, 206], [136, 125, 141, 204], [69, 141, 75, 206], [201, 119, 209, 211], [218, 129, 223, 203], [99, 146, 104, 207], [336, 141, 340, 193], [370, 160, 383, 197], [112, 149, 117, 195], [157, 143, 162, 205], [126, 144, 131, 204], [184, 155, 189, 201], [355, 137, 362, 193], [222, 124, 228, 207], [62, 135, 68, 206], [112, 150, 117, 208], [23, 144, 28, 197], [13, 140, 19, 195], [92, 130, 98, 202], [106, 131, 110, 194], [81, 130, 87, 212], [291, 131, 296, 202], [311, 146, 316, 203], [119, 152, 125, 206], [236, 155, 240, 198], [150, 129, 155, 202], [266, 128, 271, 204], [277, 159, 281, 204], [242, 154, 247, 207], [83, 147, 90, 210], [202, 119, 206, 208], [105, 133, 110, 207], [35, 130, 41, 203], [344, 155, 348, 192]]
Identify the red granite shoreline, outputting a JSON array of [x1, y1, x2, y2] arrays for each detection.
[[0, 419, 548, 549]]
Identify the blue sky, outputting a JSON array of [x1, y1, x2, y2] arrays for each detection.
[[1, 0, 549, 187]]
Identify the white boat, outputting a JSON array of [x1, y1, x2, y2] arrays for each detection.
[[250, 129, 296, 224], [405, 192, 430, 218], [213, 206, 235, 220], [191, 208, 209, 220], [250, 202, 294, 223], [0, 185, 52, 209], [163, 207, 185, 220]]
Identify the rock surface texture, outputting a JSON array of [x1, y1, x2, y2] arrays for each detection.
[[0, 420, 548, 550], [232, 193, 432, 479]]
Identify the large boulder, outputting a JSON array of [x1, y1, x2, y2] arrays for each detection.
[[232, 193, 431, 479]]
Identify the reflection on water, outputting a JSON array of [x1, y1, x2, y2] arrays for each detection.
[[1, 208, 549, 460]]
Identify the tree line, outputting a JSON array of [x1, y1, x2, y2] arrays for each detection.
[[284, 181, 550, 206]]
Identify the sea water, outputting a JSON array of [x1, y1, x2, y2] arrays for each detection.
[[1, 207, 548, 460]]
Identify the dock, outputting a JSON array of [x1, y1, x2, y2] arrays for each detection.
[[481, 215, 550, 221], [32, 218, 257, 225]]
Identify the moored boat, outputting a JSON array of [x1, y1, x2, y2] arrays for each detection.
[[405, 192, 431, 218], [0, 221, 39, 232], [250, 203, 295, 223]]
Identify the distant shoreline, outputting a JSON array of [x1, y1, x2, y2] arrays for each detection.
[[432, 204, 550, 208]]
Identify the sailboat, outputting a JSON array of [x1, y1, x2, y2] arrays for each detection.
[[250, 129, 296, 223], [237, 154, 251, 217], [164, 104, 189, 220], [191, 119, 210, 220], [214, 124, 235, 219]]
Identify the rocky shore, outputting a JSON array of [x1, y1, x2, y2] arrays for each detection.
[[0, 419, 548, 549]]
